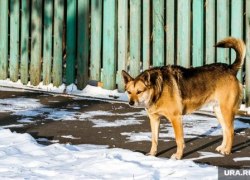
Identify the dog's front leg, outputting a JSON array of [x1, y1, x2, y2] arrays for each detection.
[[147, 113, 160, 156], [169, 115, 185, 160]]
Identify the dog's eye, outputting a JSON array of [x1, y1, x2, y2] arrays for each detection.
[[127, 91, 131, 94], [136, 90, 143, 94]]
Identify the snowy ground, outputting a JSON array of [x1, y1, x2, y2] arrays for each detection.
[[0, 80, 249, 179]]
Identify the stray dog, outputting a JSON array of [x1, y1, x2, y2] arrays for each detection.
[[122, 37, 246, 160]]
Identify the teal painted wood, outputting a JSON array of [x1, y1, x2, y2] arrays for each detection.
[[130, 0, 141, 77], [246, 0, 250, 107], [30, 0, 42, 85], [205, 0, 215, 64], [216, 0, 229, 63], [166, 0, 175, 65], [231, 0, 243, 81], [177, 0, 190, 67], [90, 0, 102, 82], [102, 0, 116, 89], [66, 0, 77, 85], [153, 0, 164, 66], [43, 0, 53, 85], [53, 0, 64, 87], [77, 0, 89, 89], [0, 0, 9, 79], [10, 0, 20, 82], [142, 0, 150, 70], [117, 0, 128, 91], [192, 0, 204, 67], [20, 0, 30, 85]]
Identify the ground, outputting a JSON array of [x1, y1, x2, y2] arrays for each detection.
[[0, 89, 249, 171]]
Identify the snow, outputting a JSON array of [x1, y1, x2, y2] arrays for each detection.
[[0, 129, 217, 179], [233, 157, 250, 162]]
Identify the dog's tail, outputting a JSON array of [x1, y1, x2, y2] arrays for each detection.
[[215, 37, 246, 73]]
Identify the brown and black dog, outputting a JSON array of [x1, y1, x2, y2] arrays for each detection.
[[122, 37, 246, 160]]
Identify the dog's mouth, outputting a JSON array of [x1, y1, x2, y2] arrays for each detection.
[[128, 101, 147, 108]]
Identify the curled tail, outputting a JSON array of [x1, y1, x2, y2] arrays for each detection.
[[215, 37, 246, 74]]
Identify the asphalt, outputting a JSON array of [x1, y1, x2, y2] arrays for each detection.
[[0, 90, 249, 169]]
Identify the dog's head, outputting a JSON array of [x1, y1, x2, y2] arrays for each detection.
[[122, 69, 163, 108]]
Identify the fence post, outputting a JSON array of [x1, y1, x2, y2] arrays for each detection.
[[10, 0, 20, 82], [153, 0, 164, 66], [192, 0, 204, 67], [117, 0, 128, 91], [142, 0, 150, 70], [166, 0, 175, 65], [130, 0, 141, 77], [177, 0, 190, 67], [205, 0, 215, 65], [246, 0, 250, 107], [216, 0, 229, 63], [90, 0, 102, 83], [102, 0, 116, 89], [0, 0, 9, 80], [231, 0, 243, 82], [30, 0, 42, 86], [20, 0, 30, 85], [77, 0, 89, 89], [43, 0, 53, 85]]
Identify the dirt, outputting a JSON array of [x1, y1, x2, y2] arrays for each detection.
[[1, 90, 249, 169]]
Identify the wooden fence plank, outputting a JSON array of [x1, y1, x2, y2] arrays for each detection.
[[117, 0, 128, 91], [20, 0, 30, 85], [102, 0, 116, 89], [90, 0, 102, 82], [142, 0, 150, 70], [0, 0, 9, 79], [77, 0, 89, 89], [53, 0, 64, 87], [231, 0, 243, 81], [192, 0, 204, 67], [166, 0, 175, 65], [10, 0, 20, 82], [130, 0, 141, 77], [205, 0, 215, 64], [66, 0, 77, 85], [43, 0, 53, 85], [153, 0, 164, 66], [177, 0, 190, 67], [246, 0, 250, 107], [216, 0, 229, 63], [30, 0, 42, 85]]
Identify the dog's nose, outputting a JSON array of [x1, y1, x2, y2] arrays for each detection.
[[129, 101, 134, 106]]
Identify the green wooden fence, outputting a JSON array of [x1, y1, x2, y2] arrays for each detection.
[[0, 0, 250, 105]]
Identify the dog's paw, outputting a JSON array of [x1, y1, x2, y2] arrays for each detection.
[[170, 153, 182, 160], [216, 145, 231, 155], [215, 145, 224, 152], [146, 151, 157, 156]]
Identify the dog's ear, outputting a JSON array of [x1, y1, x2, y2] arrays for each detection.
[[122, 70, 134, 84], [141, 71, 151, 86]]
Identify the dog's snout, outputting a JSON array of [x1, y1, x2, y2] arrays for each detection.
[[129, 101, 135, 106]]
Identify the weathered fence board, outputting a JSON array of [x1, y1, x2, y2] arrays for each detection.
[[10, 0, 20, 82], [66, 0, 77, 85], [153, 0, 164, 66], [192, 0, 204, 67], [30, 0, 42, 86], [117, 0, 128, 91], [205, 0, 215, 65], [246, 1, 250, 107], [0, 0, 9, 79], [20, 0, 30, 85], [166, 0, 175, 65], [90, 0, 102, 83], [129, 0, 141, 78], [43, 0, 53, 85], [216, 0, 229, 63], [53, 0, 64, 87], [177, 0, 190, 67], [77, 0, 89, 89], [142, 0, 150, 71]]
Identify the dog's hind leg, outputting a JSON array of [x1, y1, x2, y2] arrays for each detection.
[[147, 113, 160, 156], [169, 115, 185, 160]]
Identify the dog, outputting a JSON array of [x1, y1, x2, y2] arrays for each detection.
[[122, 37, 246, 160]]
